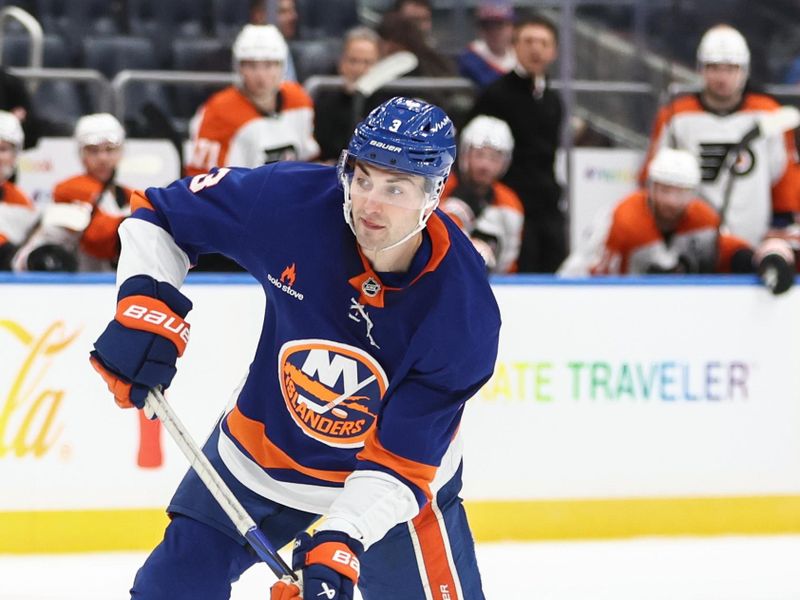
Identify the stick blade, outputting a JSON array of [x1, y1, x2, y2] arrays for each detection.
[[354, 51, 418, 97], [758, 106, 800, 137]]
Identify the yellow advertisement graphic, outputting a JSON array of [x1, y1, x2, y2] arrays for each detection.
[[0, 320, 80, 459]]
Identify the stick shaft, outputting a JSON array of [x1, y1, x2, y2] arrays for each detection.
[[144, 388, 294, 579]]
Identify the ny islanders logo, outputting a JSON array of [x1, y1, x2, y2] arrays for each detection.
[[278, 340, 388, 448]]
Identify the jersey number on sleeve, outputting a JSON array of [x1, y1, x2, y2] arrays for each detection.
[[189, 168, 231, 193]]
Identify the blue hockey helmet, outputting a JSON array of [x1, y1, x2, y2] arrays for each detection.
[[345, 96, 456, 176], [339, 96, 456, 191], [339, 97, 457, 249]]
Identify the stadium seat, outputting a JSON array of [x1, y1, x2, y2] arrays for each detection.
[[81, 35, 158, 79], [81, 35, 172, 135], [1, 33, 71, 67], [128, 0, 209, 40], [290, 38, 341, 83], [210, 0, 250, 40], [34, 0, 121, 36], [33, 79, 86, 126], [296, 0, 358, 38], [170, 37, 229, 121], [172, 37, 228, 72]]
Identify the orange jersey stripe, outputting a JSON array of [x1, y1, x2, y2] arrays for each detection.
[[411, 502, 460, 600], [356, 429, 437, 501], [225, 405, 351, 484]]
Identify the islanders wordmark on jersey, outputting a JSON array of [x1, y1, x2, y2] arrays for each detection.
[[278, 339, 388, 449]]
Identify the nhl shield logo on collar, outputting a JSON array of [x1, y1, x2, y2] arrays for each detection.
[[361, 277, 381, 298]]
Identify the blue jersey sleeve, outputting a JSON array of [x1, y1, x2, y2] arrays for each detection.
[[356, 290, 501, 507], [133, 165, 278, 267]]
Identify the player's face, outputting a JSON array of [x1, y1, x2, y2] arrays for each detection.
[[239, 60, 283, 99], [650, 182, 692, 229], [349, 162, 429, 252], [0, 140, 16, 182], [513, 24, 557, 76], [464, 145, 507, 189], [339, 39, 379, 88], [702, 63, 745, 103], [81, 142, 122, 182]]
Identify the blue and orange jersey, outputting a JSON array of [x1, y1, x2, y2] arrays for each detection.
[[129, 162, 500, 514]]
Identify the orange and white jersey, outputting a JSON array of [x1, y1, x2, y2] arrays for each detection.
[[186, 83, 319, 176], [559, 190, 749, 275], [53, 174, 132, 261], [13, 174, 132, 272], [440, 175, 524, 273], [641, 92, 800, 245], [0, 181, 37, 246]]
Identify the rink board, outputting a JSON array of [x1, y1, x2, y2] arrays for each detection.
[[1, 274, 799, 552]]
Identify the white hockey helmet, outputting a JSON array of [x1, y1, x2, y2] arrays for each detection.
[[75, 113, 125, 147], [458, 115, 514, 173], [648, 148, 701, 189], [697, 25, 750, 68], [232, 24, 289, 63], [0, 110, 24, 150]]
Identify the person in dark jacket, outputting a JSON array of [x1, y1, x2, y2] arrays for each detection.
[[469, 14, 565, 272], [314, 27, 380, 162]]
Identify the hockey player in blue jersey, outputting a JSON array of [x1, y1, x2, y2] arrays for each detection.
[[90, 96, 501, 600]]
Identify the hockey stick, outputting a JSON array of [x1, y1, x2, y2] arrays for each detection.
[[143, 388, 296, 581], [719, 105, 800, 224], [351, 50, 419, 128]]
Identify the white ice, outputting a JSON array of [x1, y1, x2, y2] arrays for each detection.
[[2, 536, 800, 599]]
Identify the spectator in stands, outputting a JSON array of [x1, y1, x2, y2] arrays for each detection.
[[641, 24, 800, 248], [559, 148, 795, 295], [13, 114, 131, 272], [393, 0, 434, 41], [185, 24, 318, 177], [441, 115, 523, 273], [314, 27, 380, 162], [251, 0, 299, 41], [377, 12, 455, 78], [250, 0, 299, 81], [0, 111, 36, 270], [457, 1, 516, 88], [469, 14, 565, 273]]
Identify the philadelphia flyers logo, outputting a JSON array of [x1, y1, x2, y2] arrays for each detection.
[[699, 142, 756, 181], [278, 339, 388, 448]]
